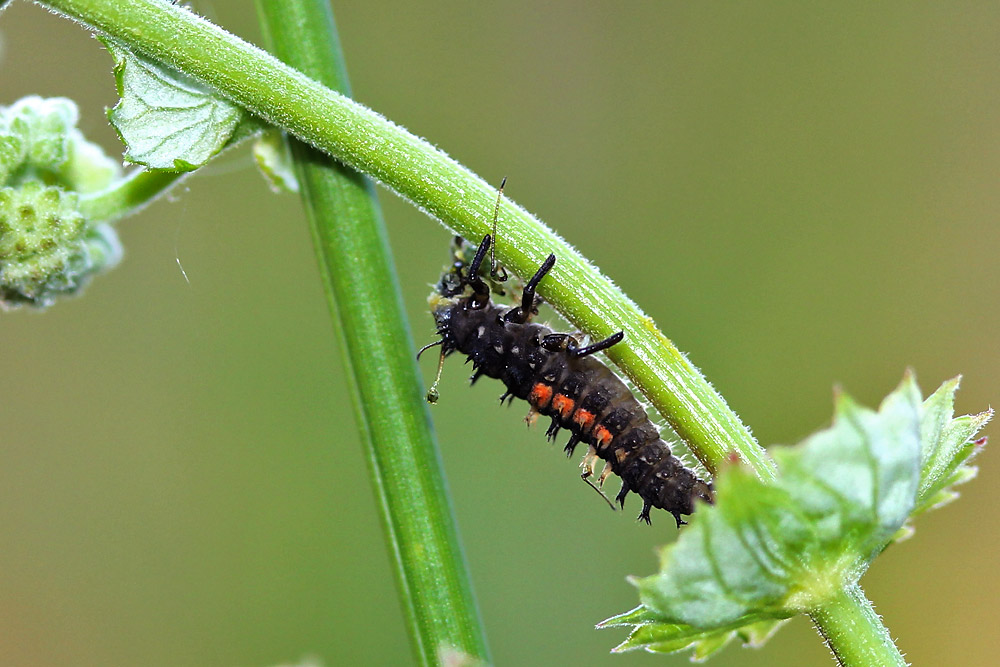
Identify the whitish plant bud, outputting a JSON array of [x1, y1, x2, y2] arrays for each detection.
[[0, 96, 124, 309], [0, 182, 121, 308]]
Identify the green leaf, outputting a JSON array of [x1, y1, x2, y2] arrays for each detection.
[[253, 129, 299, 193], [102, 38, 264, 171], [602, 373, 990, 658], [894, 376, 991, 538], [602, 374, 926, 658], [599, 606, 789, 660], [645, 376, 921, 622], [597, 605, 663, 627]]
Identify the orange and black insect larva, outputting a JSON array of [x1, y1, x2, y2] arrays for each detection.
[[422, 234, 713, 527]]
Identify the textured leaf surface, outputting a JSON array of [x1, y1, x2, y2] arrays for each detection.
[[638, 377, 921, 627], [599, 606, 788, 660], [103, 38, 262, 170], [897, 376, 991, 537], [603, 372, 991, 659]]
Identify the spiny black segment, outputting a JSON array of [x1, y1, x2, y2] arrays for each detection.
[[426, 235, 713, 527]]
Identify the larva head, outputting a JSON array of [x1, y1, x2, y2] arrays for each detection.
[[428, 292, 458, 341], [433, 235, 508, 301], [436, 238, 469, 298]]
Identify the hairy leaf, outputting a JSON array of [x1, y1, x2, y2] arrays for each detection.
[[102, 38, 263, 170], [599, 606, 788, 660], [893, 376, 991, 539], [603, 372, 989, 659]]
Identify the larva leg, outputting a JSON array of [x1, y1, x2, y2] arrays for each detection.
[[615, 481, 631, 509], [570, 331, 624, 358], [563, 433, 580, 457], [638, 501, 653, 525], [539, 331, 624, 358], [503, 253, 555, 324]]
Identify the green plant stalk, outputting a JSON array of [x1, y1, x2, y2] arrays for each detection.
[[78, 167, 185, 222], [809, 583, 906, 667], [36, 0, 773, 480], [253, 1, 489, 664]]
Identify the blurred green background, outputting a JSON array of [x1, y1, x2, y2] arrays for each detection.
[[2, 1, 998, 665]]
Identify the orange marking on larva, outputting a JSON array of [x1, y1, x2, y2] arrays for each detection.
[[529, 382, 553, 408], [552, 394, 575, 418], [573, 409, 595, 430], [594, 425, 613, 448]]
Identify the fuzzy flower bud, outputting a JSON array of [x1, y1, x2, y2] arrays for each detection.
[[0, 182, 121, 308], [0, 96, 123, 309]]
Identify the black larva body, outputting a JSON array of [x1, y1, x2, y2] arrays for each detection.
[[426, 235, 713, 526]]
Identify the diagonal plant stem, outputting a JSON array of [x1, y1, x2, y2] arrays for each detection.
[[78, 167, 185, 222], [36, 0, 774, 480], [253, 1, 489, 664]]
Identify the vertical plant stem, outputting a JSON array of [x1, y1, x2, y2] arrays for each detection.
[[254, 2, 489, 664], [809, 583, 906, 667]]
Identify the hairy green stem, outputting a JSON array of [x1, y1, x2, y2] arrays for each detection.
[[36, 0, 773, 479], [809, 583, 906, 667], [253, 1, 489, 664], [78, 167, 184, 222]]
